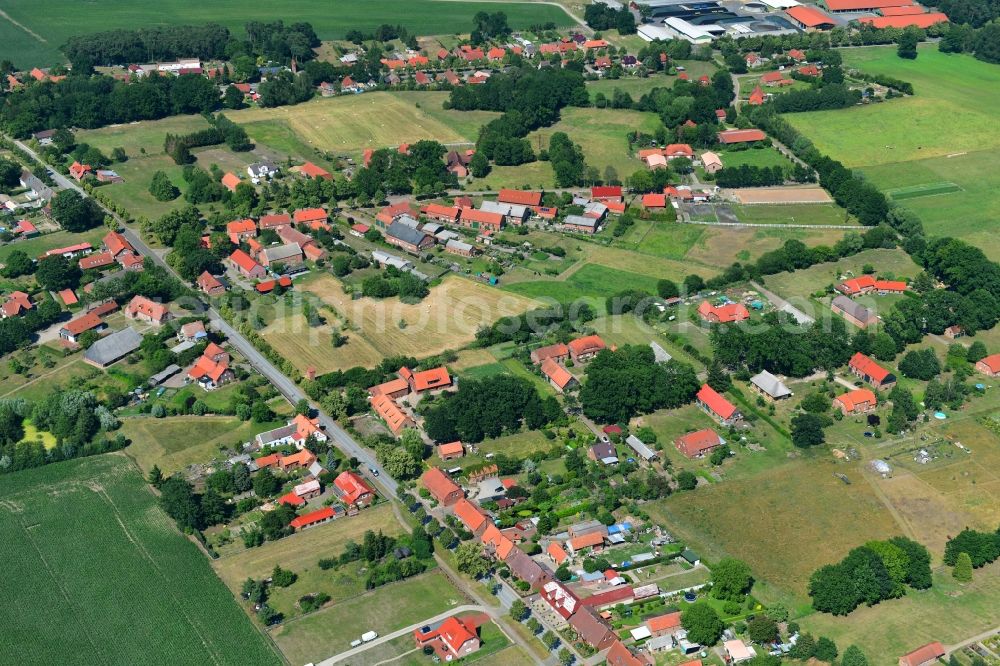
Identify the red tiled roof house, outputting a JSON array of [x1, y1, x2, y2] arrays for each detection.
[[422, 468, 464, 506], [333, 471, 375, 508], [975, 353, 1000, 377], [124, 295, 171, 326], [696, 384, 742, 425], [849, 352, 897, 390], [568, 335, 606, 363], [675, 428, 724, 459], [834, 388, 877, 415]]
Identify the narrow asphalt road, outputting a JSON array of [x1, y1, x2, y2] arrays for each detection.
[[8, 133, 398, 498]]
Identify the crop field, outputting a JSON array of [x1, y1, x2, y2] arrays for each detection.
[[762, 247, 920, 302], [122, 415, 283, 475], [261, 310, 384, 374], [800, 562, 1000, 666], [1, 0, 573, 66], [214, 504, 405, 618], [647, 456, 901, 607], [302, 273, 542, 361], [0, 454, 280, 666], [271, 571, 465, 665], [229, 92, 483, 160]]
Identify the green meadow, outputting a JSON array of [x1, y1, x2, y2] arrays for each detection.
[[1, 0, 574, 66]]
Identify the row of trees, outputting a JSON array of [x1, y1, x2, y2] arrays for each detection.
[[164, 114, 251, 164], [943, 526, 1000, 569], [474, 302, 596, 347], [809, 537, 931, 615], [2, 72, 222, 136], [546, 131, 587, 187], [360, 267, 429, 302], [714, 165, 787, 188], [61, 21, 319, 70]]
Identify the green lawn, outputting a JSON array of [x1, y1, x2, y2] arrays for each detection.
[[729, 203, 857, 226], [785, 46, 1000, 258], [470, 106, 661, 190], [787, 47, 1000, 167], [762, 247, 920, 302], [122, 415, 285, 475], [76, 115, 212, 156], [270, 571, 465, 666], [586, 75, 674, 102], [2, 0, 574, 66], [714, 146, 795, 171], [0, 454, 280, 666], [859, 148, 1000, 260], [504, 262, 661, 302], [0, 227, 108, 263], [213, 504, 406, 619]]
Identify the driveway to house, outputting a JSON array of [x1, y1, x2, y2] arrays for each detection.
[[749, 280, 816, 324]]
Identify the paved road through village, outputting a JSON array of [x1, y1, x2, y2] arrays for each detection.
[[8, 134, 398, 497]]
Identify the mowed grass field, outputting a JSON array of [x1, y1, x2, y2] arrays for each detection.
[[787, 47, 1000, 167], [861, 149, 1000, 260], [302, 273, 543, 362], [786, 47, 1000, 257], [213, 504, 405, 619], [270, 570, 466, 665], [0, 0, 573, 67], [122, 415, 282, 475], [0, 454, 280, 666], [647, 457, 901, 608]]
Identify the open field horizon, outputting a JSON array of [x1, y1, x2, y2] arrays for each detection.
[[0, 0, 575, 66]]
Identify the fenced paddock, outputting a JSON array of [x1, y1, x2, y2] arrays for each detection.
[[726, 187, 833, 204]]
